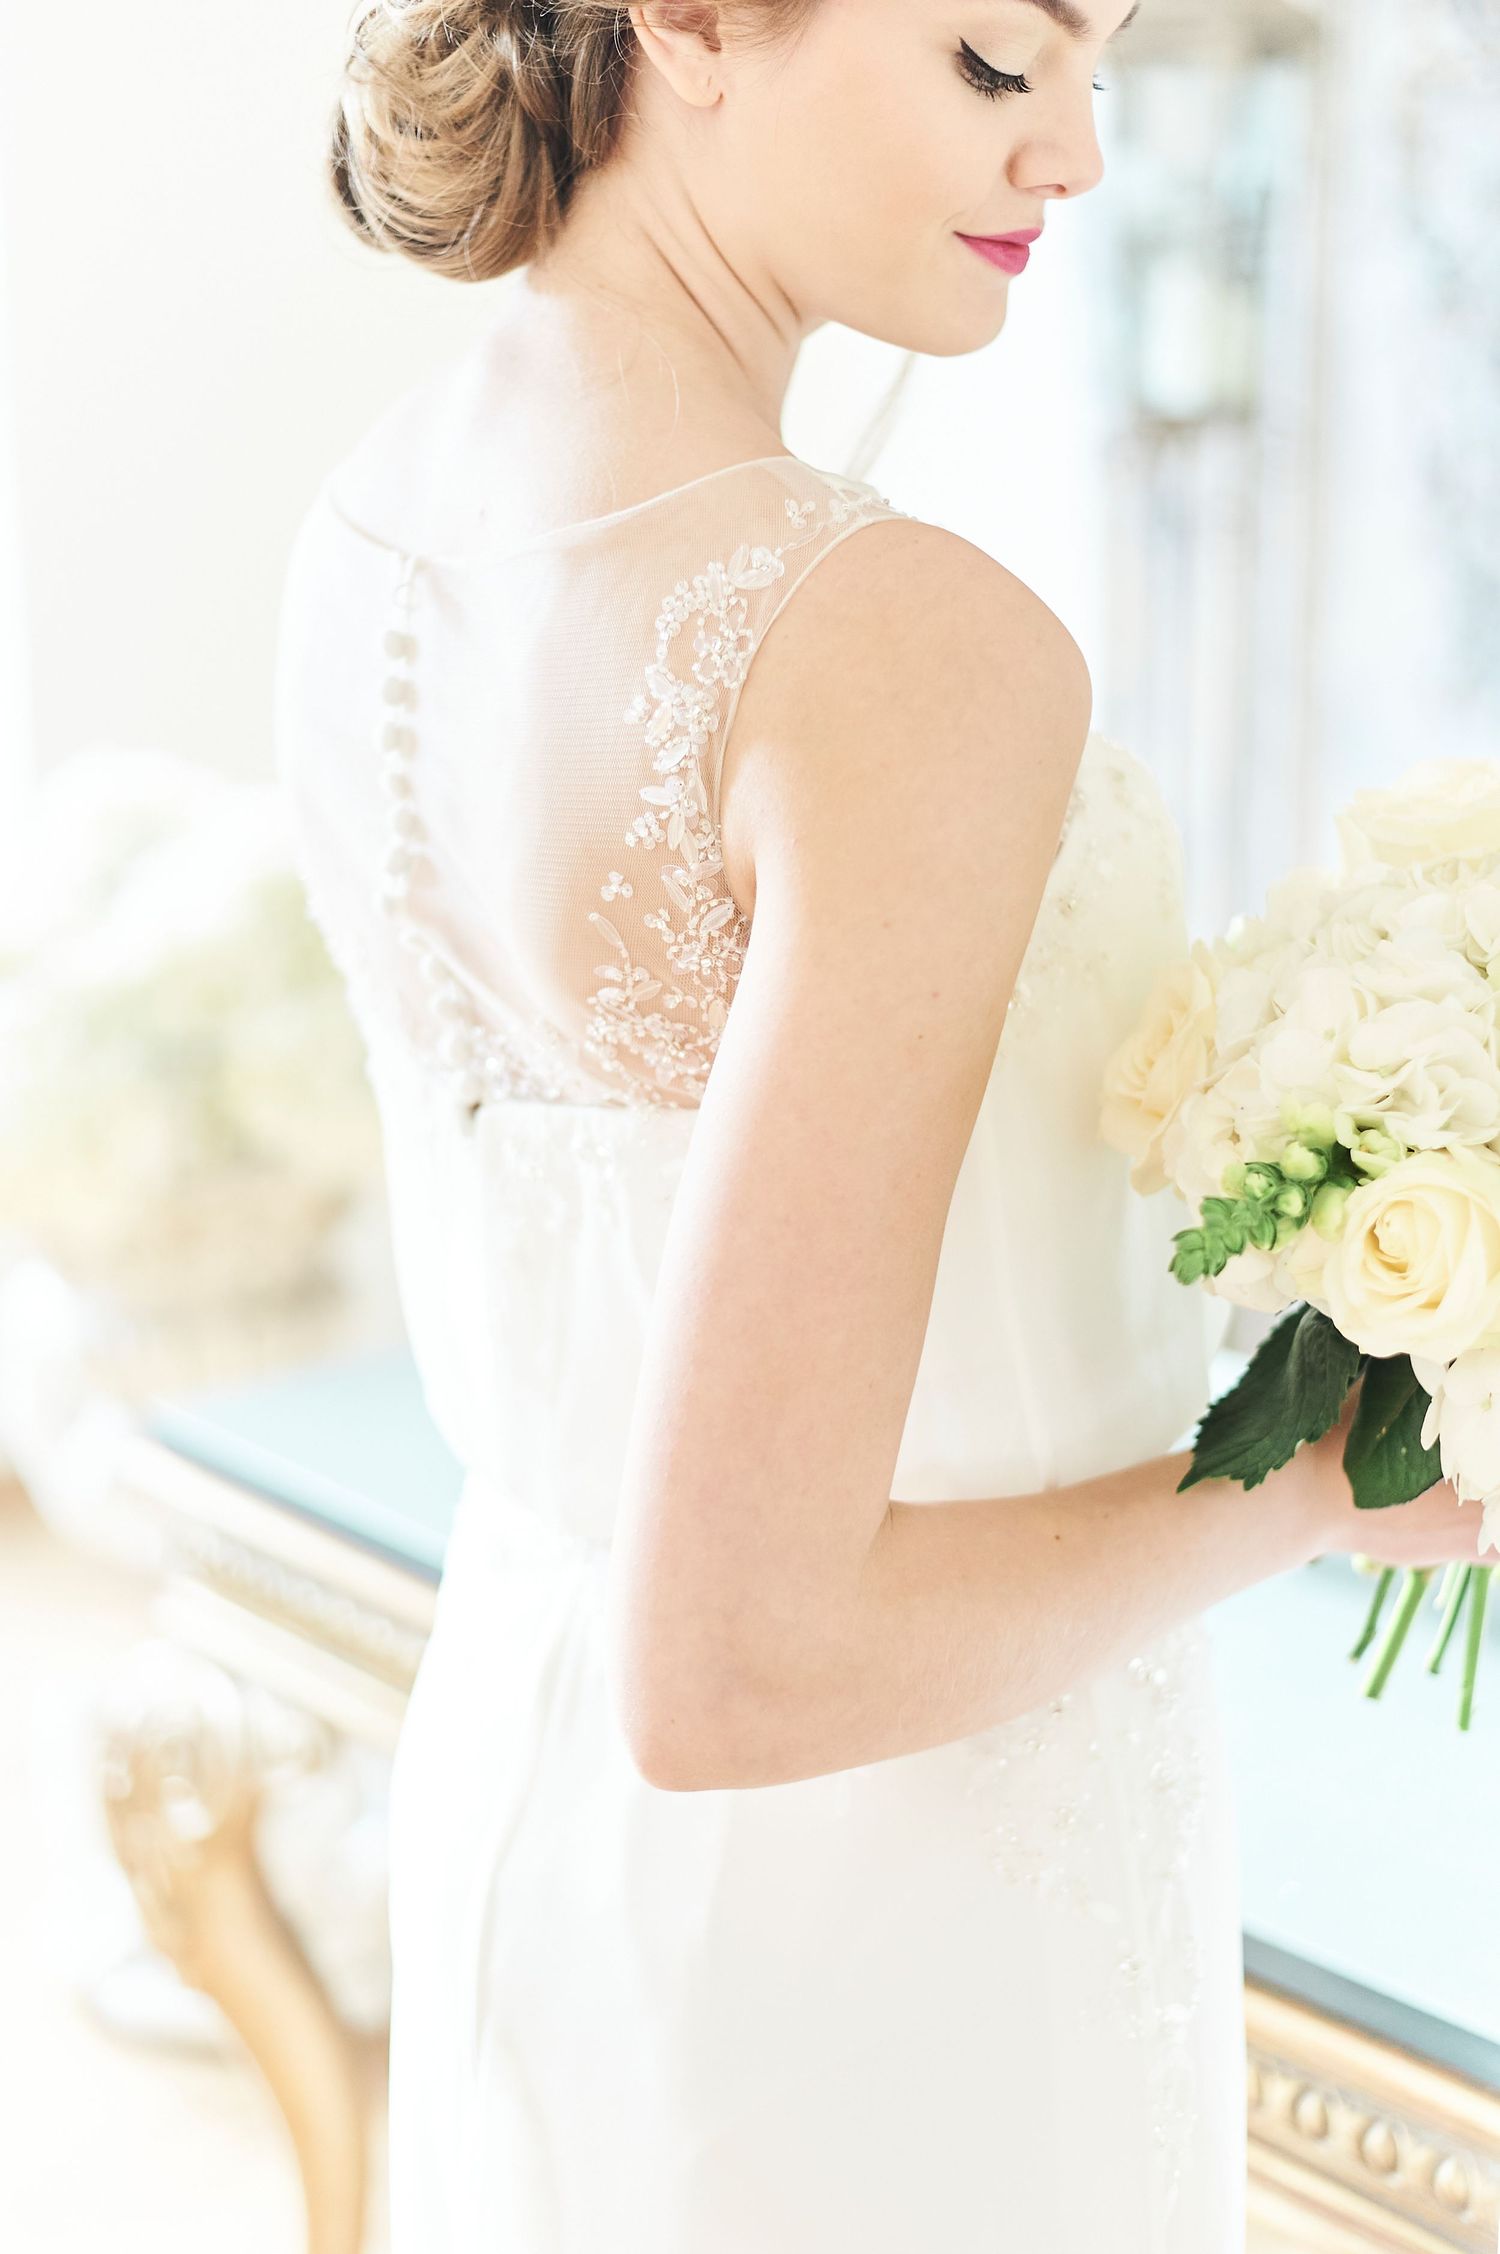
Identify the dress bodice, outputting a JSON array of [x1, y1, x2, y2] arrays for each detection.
[[276, 452, 915, 1121], [273, 450, 1211, 1526]]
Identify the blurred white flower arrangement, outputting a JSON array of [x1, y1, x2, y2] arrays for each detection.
[[0, 745, 385, 1317]]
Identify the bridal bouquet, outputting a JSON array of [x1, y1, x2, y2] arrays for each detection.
[[1099, 758, 1500, 1730]]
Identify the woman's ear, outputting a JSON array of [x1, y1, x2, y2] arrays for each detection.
[[626, 1, 728, 109]]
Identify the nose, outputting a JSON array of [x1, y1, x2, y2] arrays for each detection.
[[1014, 94, 1107, 202]]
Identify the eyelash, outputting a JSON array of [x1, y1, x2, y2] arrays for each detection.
[[955, 41, 1110, 100]]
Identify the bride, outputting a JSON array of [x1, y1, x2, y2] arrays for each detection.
[[275, 1, 1481, 2245]]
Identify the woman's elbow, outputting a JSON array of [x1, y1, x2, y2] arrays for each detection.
[[614, 1664, 793, 1792]]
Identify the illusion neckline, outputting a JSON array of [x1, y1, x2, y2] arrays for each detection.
[[313, 450, 832, 570]]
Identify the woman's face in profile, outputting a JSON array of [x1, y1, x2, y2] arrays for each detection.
[[666, 0, 1139, 356]]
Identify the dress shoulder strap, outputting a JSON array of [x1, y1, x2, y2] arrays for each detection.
[[621, 456, 914, 815]]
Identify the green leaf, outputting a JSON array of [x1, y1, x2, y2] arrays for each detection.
[[1284, 1303, 1364, 1436], [1177, 1302, 1362, 1493], [1343, 1353, 1442, 1511]]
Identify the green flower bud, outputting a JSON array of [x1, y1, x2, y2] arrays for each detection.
[[1246, 1206, 1281, 1251], [1348, 1125, 1404, 1178], [1281, 1097, 1338, 1149], [1310, 1181, 1352, 1240], [1170, 1232, 1208, 1285], [1272, 1211, 1302, 1249], [1221, 1159, 1248, 1197], [1242, 1162, 1283, 1204], [1274, 1182, 1311, 1221], [1280, 1140, 1330, 1185]]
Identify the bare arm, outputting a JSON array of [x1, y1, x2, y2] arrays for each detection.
[[714, 1446, 1325, 1788], [603, 520, 1338, 1792], [730, 1358, 1479, 1792]]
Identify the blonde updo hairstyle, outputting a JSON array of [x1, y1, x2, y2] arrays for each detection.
[[330, 0, 813, 283]]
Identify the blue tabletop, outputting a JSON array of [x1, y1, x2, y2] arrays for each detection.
[[144, 1343, 464, 1580], [1205, 1559, 1500, 2086]]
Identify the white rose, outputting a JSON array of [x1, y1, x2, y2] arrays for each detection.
[[1213, 935, 1316, 1061], [1253, 962, 1373, 1107], [1099, 939, 1219, 1197], [1337, 758, 1500, 876], [1462, 878, 1500, 980], [1412, 1348, 1500, 1559], [1329, 997, 1500, 1155], [1204, 1243, 1290, 1315], [1352, 925, 1496, 1014], [1204, 1213, 1336, 1318], [1277, 1214, 1337, 1310], [1162, 1053, 1286, 1205], [1320, 874, 1425, 966], [1320, 1149, 1500, 1362], [1261, 863, 1343, 944]]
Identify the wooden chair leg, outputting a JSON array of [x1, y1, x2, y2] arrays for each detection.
[[98, 1639, 368, 2254]]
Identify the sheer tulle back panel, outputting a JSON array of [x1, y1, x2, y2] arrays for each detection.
[[274, 455, 911, 1123]]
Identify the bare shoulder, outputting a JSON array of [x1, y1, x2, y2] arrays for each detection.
[[721, 514, 1093, 925]]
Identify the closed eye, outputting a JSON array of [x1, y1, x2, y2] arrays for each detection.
[[956, 39, 1111, 98], [956, 41, 1032, 98]]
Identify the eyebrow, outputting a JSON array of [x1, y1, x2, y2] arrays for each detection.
[[1013, 0, 1142, 39]]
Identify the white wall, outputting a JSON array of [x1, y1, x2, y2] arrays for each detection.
[[788, 210, 1111, 671], [0, 3, 499, 785]]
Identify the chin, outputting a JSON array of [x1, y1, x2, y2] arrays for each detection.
[[833, 277, 1007, 359], [892, 299, 1010, 358]]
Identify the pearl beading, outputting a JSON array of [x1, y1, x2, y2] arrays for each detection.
[[371, 555, 630, 1131], [1006, 733, 1183, 1022], [956, 1620, 1211, 2230], [366, 478, 916, 1132]]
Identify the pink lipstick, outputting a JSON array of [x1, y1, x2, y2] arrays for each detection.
[[955, 227, 1042, 275]]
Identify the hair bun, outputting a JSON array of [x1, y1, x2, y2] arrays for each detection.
[[329, 0, 634, 281]]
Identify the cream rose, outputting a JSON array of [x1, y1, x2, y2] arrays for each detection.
[[1099, 939, 1219, 1196], [1337, 758, 1500, 876], [1319, 1148, 1500, 1362]]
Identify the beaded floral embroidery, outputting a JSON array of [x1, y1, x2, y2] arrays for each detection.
[[956, 1620, 1212, 2229], [354, 517, 1176, 1137], [1005, 731, 1184, 1024], [582, 475, 910, 1106], [362, 476, 911, 1128]]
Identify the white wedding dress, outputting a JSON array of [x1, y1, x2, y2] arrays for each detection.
[[274, 441, 1246, 2251]]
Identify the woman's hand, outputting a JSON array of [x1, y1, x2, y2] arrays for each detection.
[[1301, 1377, 1491, 1567]]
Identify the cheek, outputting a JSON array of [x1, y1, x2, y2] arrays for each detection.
[[741, 43, 989, 256]]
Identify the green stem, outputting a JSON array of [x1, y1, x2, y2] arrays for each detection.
[[1363, 1568, 1433, 1702], [1350, 1564, 1397, 1661], [1458, 1566, 1492, 1733], [1426, 1566, 1471, 1675]]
